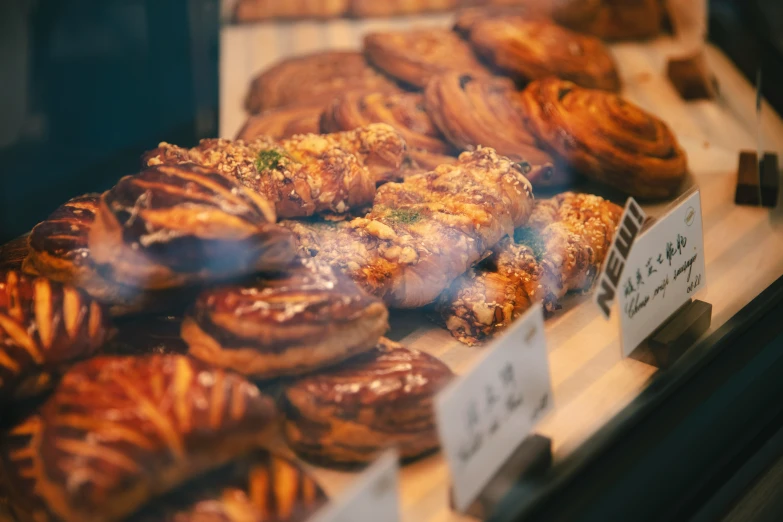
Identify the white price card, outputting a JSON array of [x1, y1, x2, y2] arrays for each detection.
[[434, 303, 553, 513], [618, 190, 706, 356], [308, 450, 400, 522]]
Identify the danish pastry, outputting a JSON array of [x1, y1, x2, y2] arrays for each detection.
[[245, 51, 399, 114], [518, 78, 688, 199], [236, 104, 323, 141], [281, 338, 453, 465], [89, 163, 295, 290], [182, 258, 388, 379], [0, 270, 110, 401], [0, 354, 277, 522], [470, 18, 621, 91], [364, 29, 489, 89]]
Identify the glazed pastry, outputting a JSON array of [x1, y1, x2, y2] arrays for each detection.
[[104, 315, 189, 356], [283, 148, 535, 308], [245, 51, 400, 114], [236, 104, 323, 141], [0, 354, 277, 522], [182, 258, 388, 379], [581, 0, 663, 41], [234, 0, 348, 21], [470, 18, 621, 92], [518, 78, 688, 199], [350, 0, 457, 17], [321, 91, 457, 171], [424, 73, 572, 187], [89, 163, 295, 290], [364, 29, 489, 89], [438, 193, 623, 344], [0, 270, 109, 401], [281, 338, 453, 465], [0, 235, 29, 271], [132, 449, 327, 522]]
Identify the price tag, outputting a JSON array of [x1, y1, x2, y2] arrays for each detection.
[[617, 190, 706, 355], [434, 303, 552, 513], [308, 450, 400, 522]]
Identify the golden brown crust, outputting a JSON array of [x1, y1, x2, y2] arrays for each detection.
[[236, 104, 323, 141], [182, 258, 389, 379], [0, 270, 110, 401], [234, 0, 349, 22], [470, 18, 621, 92], [0, 354, 277, 522], [350, 0, 457, 17], [245, 51, 399, 114], [89, 164, 295, 290], [281, 338, 453, 465], [364, 29, 489, 89], [518, 79, 688, 199], [320, 91, 457, 171]]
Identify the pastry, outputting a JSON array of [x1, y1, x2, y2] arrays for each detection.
[[0, 354, 277, 522], [281, 338, 453, 465], [364, 29, 489, 89], [234, 0, 349, 22], [132, 450, 327, 522], [518, 78, 688, 199], [424, 72, 573, 187], [236, 104, 323, 141], [283, 148, 535, 308], [438, 193, 623, 344], [350, 0, 457, 17], [0, 235, 29, 271], [0, 270, 109, 401], [89, 163, 295, 290], [453, 5, 550, 37], [321, 91, 457, 171], [470, 18, 621, 91], [182, 258, 388, 379], [581, 0, 663, 41], [245, 51, 400, 114]]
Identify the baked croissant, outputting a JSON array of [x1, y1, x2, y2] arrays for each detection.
[[281, 338, 453, 465], [236, 104, 323, 141], [89, 163, 295, 290], [0, 270, 110, 401], [0, 354, 277, 522], [518, 78, 688, 199]]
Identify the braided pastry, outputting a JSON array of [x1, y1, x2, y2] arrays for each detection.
[[518, 78, 688, 199], [234, 0, 349, 21], [470, 18, 621, 91], [281, 338, 453, 465], [321, 91, 457, 171], [182, 258, 389, 379], [0, 354, 277, 522], [364, 29, 489, 89], [0, 270, 109, 401], [236, 104, 322, 141], [245, 51, 399, 114], [89, 164, 295, 290], [351, 0, 457, 17]]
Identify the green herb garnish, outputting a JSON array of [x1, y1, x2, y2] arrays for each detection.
[[255, 149, 293, 171], [514, 227, 546, 261], [387, 208, 422, 225]]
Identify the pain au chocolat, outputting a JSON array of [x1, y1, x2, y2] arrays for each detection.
[[88, 163, 295, 290], [182, 258, 389, 379], [0, 354, 277, 522], [0, 270, 109, 401], [518, 78, 688, 199], [281, 338, 453, 465]]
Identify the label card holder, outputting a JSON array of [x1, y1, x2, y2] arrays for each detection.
[[435, 303, 553, 514]]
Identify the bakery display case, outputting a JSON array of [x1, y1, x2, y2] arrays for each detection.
[[1, 0, 783, 521]]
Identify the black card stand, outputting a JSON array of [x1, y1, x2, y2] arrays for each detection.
[[735, 150, 780, 208], [629, 299, 713, 369], [451, 434, 553, 519]]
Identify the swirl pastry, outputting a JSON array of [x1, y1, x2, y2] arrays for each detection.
[[245, 51, 400, 114], [0, 354, 277, 522], [438, 193, 623, 344], [182, 258, 388, 379], [424, 72, 573, 187], [89, 163, 295, 290], [281, 338, 453, 465], [470, 18, 621, 92], [132, 449, 327, 522], [364, 29, 489, 89], [0, 270, 110, 401], [321, 91, 457, 171], [234, 0, 348, 22], [519, 78, 688, 199], [351, 0, 457, 17], [236, 104, 323, 141], [0, 235, 29, 271]]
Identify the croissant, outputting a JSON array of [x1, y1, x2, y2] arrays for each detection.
[[0, 270, 110, 401], [236, 104, 323, 141], [281, 338, 453, 465], [0, 354, 277, 522], [89, 163, 295, 290]]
